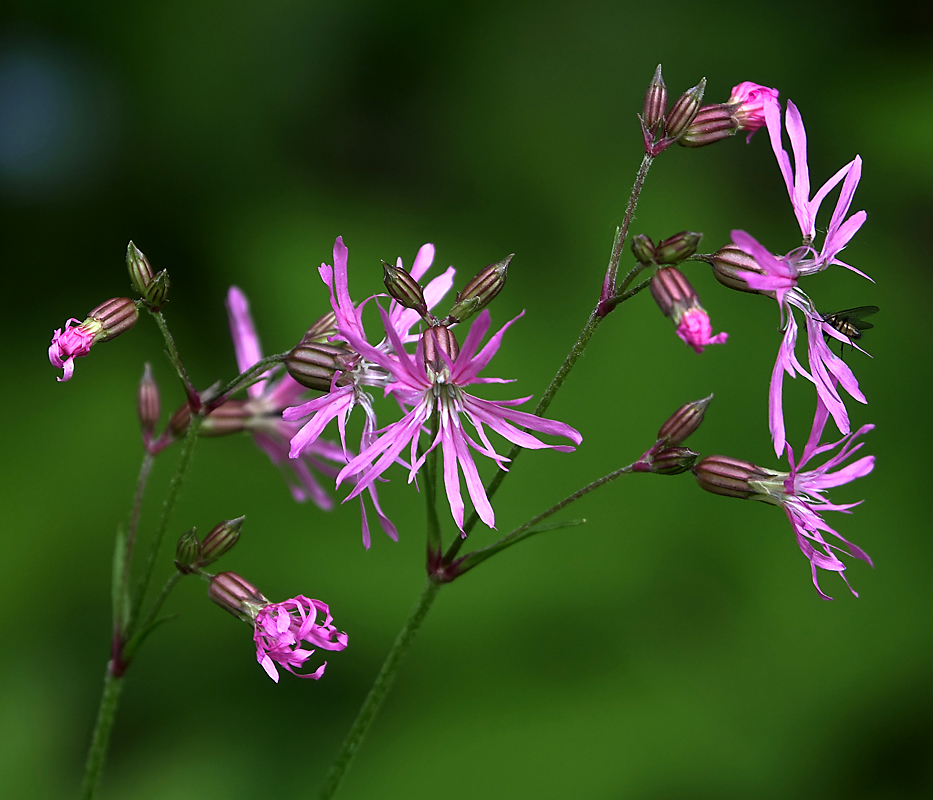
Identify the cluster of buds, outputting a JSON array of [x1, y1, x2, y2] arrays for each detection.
[[175, 516, 245, 573], [385, 254, 511, 328], [48, 297, 139, 381], [632, 231, 702, 267], [633, 395, 712, 475], [649, 264, 728, 354], [642, 68, 777, 151], [640, 65, 706, 156], [126, 241, 170, 310]]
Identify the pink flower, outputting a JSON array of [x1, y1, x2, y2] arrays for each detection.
[[764, 100, 867, 275], [694, 395, 874, 600], [728, 81, 780, 141], [284, 237, 453, 546], [49, 320, 97, 381], [336, 308, 582, 531], [730, 230, 866, 456], [254, 596, 349, 682], [676, 308, 728, 354], [209, 572, 348, 682], [225, 286, 346, 510], [649, 266, 728, 354]]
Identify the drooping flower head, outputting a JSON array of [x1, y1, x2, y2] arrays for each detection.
[[49, 298, 139, 381], [694, 393, 874, 600], [649, 266, 728, 354], [727, 81, 780, 141], [335, 307, 582, 531], [209, 572, 347, 682]]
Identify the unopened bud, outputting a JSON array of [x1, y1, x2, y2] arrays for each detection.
[[658, 394, 713, 445], [656, 231, 702, 264], [642, 64, 667, 134], [631, 234, 657, 264], [175, 527, 201, 571], [137, 363, 160, 439], [208, 571, 268, 622], [678, 104, 738, 148], [448, 255, 511, 323], [693, 455, 772, 499], [286, 341, 351, 392], [146, 270, 171, 309], [423, 325, 460, 377], [664, 78, 706, 139], [198, 516, 244, 565], [383, 260, 428, 316], [126, 241, 154, 296], [127, 242, 170, 309], [301, 311, 338, 344], [710, 245, 765, 294], [647, 446, 699, 475]]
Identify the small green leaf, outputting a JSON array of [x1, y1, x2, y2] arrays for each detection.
[[111, 525, 129, 634]]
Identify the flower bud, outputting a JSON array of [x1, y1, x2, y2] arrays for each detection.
[[126, 242, 170, 309], [655, 231, 702, 264], [693, 455, 772, 499], [137, 363, 160, 440], [631, 234, 657, 264], [208, 572, 268, 622], [126, 241, 154, 296], [447, 255, 511, 324], [301, 311, 338, 344], [646, 446, 699, 475], [710, 244, 766, 294], [657, 394, 713, 445], [175, 527, 201, 571], [423, 325, 460, 378], [383, 260, 428, 317], [642, 64, 667, 134], [678, 104, 738, 148], [198, 516, 244, 565], [664, 78, 706, 139], [286, 341, 352, 392]]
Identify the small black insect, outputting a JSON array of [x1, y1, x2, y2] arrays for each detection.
[[822, 306, 879, 350]]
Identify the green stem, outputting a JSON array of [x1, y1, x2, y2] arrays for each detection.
[[448, 463, 634, 578], [209, 352, 290, 407], [128, 414, 203, 635], [600, 153, 654, 302], [138, 572, 183, 634], [149, 310, 197, 401], [445, 310, 603, 562], [117, 452, 155, 636], [80, 665, 124, 800], [317, 580, 442, 800], [423, 411, 442, 563]]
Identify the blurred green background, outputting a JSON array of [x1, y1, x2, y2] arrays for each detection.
[[3, 1, 931, 798]]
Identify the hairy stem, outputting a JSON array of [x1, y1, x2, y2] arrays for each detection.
[[317, 580, 442, 800], [80, 666, 124, 800]]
